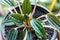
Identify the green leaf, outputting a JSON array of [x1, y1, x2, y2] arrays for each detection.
[[3, 20, 15, 26], [9, 16, 23, 26], [4, 0, 11, 5], [10, 14, 25, 22], [22, 0, 32, 15], [17, 30, 25, 40], [7, 29, 18, 40], [35, 32, 42, 38], [47, 14, 60, 30], [0, 0, 17, 7], [8, 0, 17, 6], [27, 31, 33, 40], [30, 19, 47, 39], [3, 15, 23, 26]]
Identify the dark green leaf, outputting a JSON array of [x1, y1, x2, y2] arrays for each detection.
[[27, 31, 33, 40], [8, 0, 17, 6], [0, 0, 17, 7], [47, 14, 60, 30], [4, 0, 11, 5], [7, 29, 18, 40], [22, 0, 32, 15], [35, 32, 42, 38], [10, 14, 25, 22], [3, 15, 23, 26], [0, 0, 10, 6], [17, 30, 25, 40], [3, 20, 15, 26], [30, 19, 47, 39]]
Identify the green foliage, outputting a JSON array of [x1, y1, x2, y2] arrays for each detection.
[[2, 0, 47, 39], [17, 30, 25, 40], [30, 19, 47, 39], [7, 29, 18, 40], [3, 20, 15, 26], [0, 0, 17, 7], [22, 0, 32, 15], [0, 0, 10, 6], [47, 14, 60, 30], [8, 0, 17, 6], [53, 3, 60, 11], [10, 14, 25, 22], [57, 0, 60, 3], [3, 14, 23, 26], [27, 31, 33, 40]]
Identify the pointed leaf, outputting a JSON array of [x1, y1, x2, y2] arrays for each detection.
[[3, 15, 23, 26], [7, 29, 18, 40], [3, 20, 15, 26], [17, 30, 25, 40], [0, 0, 17, 7], [8, 0, 17, 6], [27, 31, 33, 40], [0, 0, 10, 6], [22, 0, 32, 15], [30, 19, 47, 39], [10, 14, 25, 22], [47, 14, 60, 30]]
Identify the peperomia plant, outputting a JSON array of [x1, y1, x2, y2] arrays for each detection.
[[3, 0, 47, 40]]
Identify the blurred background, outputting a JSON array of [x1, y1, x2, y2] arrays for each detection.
[[0, 0, 60, 30]]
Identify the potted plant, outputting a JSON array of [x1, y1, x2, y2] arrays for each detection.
[[47, 13, 60, 40], [1, 0, 58, 40]]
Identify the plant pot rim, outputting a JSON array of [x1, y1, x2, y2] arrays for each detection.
[[8, 3, 51, 13], [31, 3, 51, 13]]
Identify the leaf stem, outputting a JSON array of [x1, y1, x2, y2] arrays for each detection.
[[37, 13, 60, 22], [17, 1, 24, 16], [56, 13, 60, 16], [8, 8, 14, 13], [14, 25, 25, 30], [31, 2, 37, 17], [37, 15, 47, 19], [13, 7, 18, 14], [23, 29, 28, 40]]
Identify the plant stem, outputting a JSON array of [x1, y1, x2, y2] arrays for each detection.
[[56, 13, 60, 16], [23, 27, 26, 31], [14, 25, 25, 30], [8, 8, 14, 13], [31, 2, 37, 18], [8, 7, 18, 14], [37, 13, 60, 22], [23, 29, 28, 40], [42, 19, 47, 22], [23, 21, 31, 29], [17, 1, 24, 16], [13, 7, 18, 14], [37, 15, 47, 19]]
